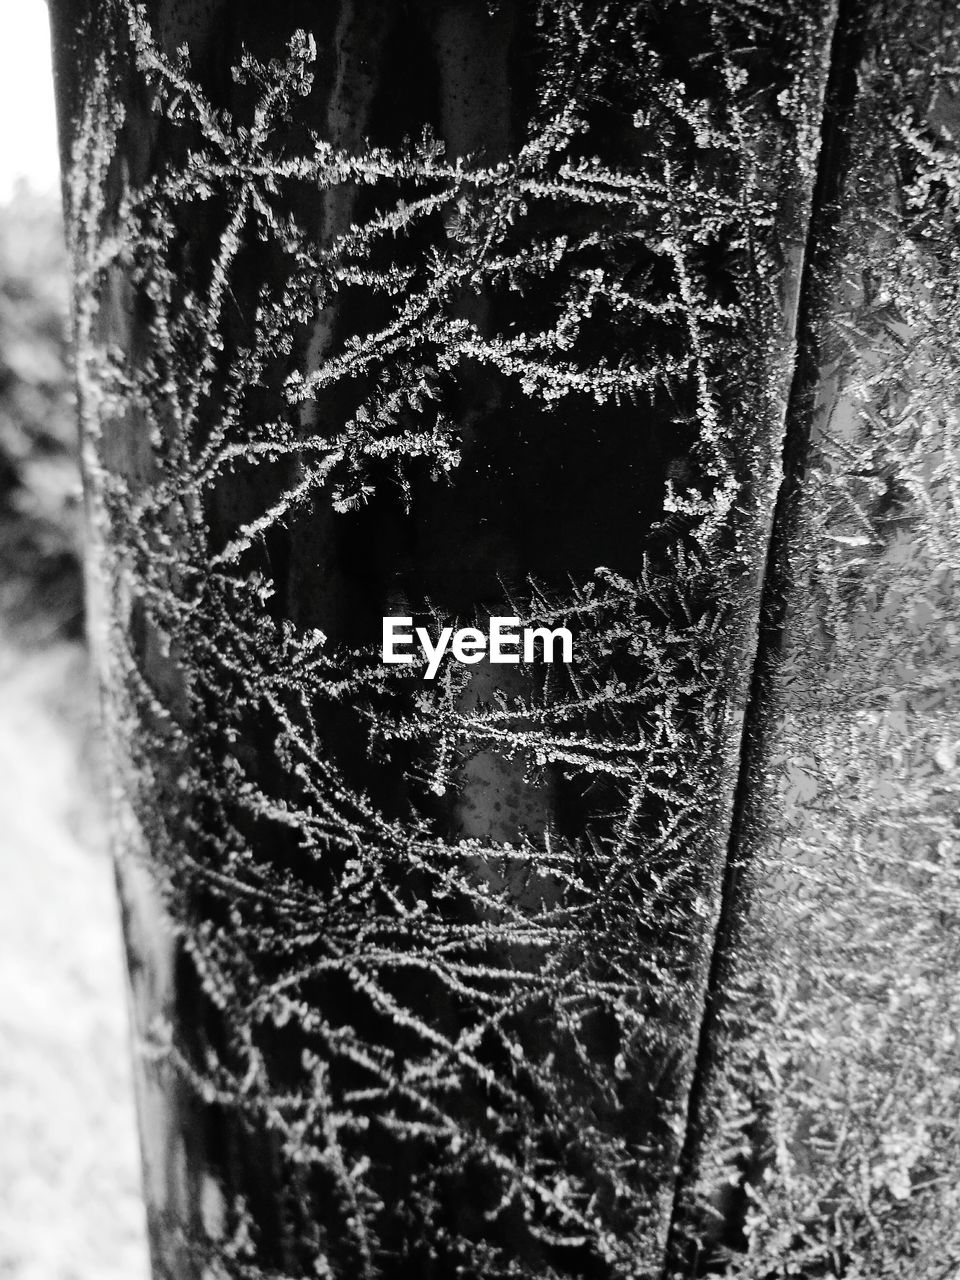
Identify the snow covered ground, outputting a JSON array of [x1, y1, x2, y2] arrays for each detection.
[[0, 634, 148, 1280]]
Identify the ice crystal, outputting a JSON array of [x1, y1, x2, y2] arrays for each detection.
[[58, 1, 960, 1276]]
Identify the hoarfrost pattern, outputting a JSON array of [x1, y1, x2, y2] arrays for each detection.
[[61, 1, 960, 1277]]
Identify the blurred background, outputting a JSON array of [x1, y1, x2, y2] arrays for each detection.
[[0, 3, 149, 1276]]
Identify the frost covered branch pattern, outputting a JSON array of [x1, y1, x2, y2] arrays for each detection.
[[59, 0, 960, 1277]]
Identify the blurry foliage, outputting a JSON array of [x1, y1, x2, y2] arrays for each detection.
[[0, 188, 145, 1280], [0, 183, 82, 640]]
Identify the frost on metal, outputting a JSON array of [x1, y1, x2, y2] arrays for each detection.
[[55, 0, 958, 1276], [668, 4, 960, 1275]]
